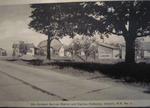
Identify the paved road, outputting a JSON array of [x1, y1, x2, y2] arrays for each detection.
[[0, 60, 150, 101]]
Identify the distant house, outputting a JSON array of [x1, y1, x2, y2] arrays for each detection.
[[12, 41, 35, 56], [0, 48, 7, 56], [97, 43, 120, 59]]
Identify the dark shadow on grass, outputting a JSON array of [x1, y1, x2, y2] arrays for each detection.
[[48, 61, 150, 83], [143, 90, 150, 94]]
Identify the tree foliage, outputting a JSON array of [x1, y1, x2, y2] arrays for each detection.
[[29, 4, 64, 59], [60, 1, 150, 63], [91, 1, 150, 63]]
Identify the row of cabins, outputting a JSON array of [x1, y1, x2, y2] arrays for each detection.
[[12, 40, 150, 61], [97, 42, 150, 60], [36, 40, 123, 60], [12, 40, 121, 61]]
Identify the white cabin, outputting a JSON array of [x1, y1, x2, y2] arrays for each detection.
[[97, 43, 120, 59]]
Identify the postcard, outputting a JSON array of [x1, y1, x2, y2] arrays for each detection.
[[0, 0, 150, 107]]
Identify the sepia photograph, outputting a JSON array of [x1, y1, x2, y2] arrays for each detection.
[[0, 0, 150, 107]]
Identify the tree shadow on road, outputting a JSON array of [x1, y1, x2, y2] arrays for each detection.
[[48, 61, 150, 84]]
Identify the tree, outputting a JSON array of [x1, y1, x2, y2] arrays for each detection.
[[29, 4, 72, 60], [100, 33, 109, 43], [56, 1, 150, 63], [64, 1, 150, 63], [29, 3, 107, 60], [72, 37, 82, 55], [72, 36, 98, 61], [81, 37, 91, 60], [29, 1, 150, 63], [96, 1, 150, 63]]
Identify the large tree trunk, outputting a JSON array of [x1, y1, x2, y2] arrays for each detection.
[[125, 37, 136, 63], [47, 34, 51, 60], [124, 5, 137, 63]]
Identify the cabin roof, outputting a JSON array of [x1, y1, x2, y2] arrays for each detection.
[[97, 43, 119, 50]]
